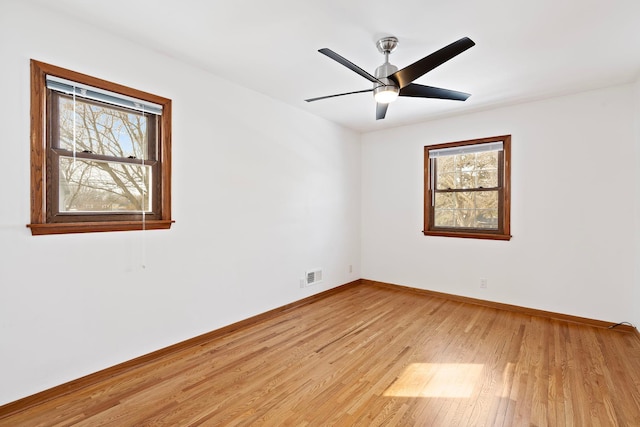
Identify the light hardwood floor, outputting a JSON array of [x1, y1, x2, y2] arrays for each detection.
[[2, 283, 640, 426]]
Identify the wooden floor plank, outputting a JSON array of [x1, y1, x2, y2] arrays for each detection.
[[1, 283, 640, 426]]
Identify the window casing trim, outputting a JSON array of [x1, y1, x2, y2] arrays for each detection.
[[423, 135, 511, 241], [28, 59, 174, 235]]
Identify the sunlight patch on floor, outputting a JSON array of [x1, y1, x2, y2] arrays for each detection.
[[384, 363, 484, 398]]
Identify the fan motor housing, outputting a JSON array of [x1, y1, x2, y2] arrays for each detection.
[[374, 62, 399, 100]]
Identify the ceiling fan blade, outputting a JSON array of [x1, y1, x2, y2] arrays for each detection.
[[319, 48, 385, 85], [390, 37, 475, 88], [305, 88, 373, 102], [376, 103, 388, 120], [399, 83, 470, 101]]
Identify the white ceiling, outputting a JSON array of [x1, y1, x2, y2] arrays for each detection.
[[31, 0, 640, 133]]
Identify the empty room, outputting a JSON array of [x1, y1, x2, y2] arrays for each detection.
[[1, 0, 640, 425]]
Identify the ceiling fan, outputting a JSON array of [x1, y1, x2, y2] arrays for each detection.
[[305, 36, 475, 120]]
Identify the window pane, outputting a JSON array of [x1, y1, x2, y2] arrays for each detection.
[[59, 157, 151, 212], [455, 209, 475, 228], [476, 210, 498, 229], [436, 171, 456, 190], [475, 191, 498, 210], [57, 95, 151, 160], [437, 156, 455, 173], [459, 172, 476, 189], [457, 154, 475, 172], [434, 209, 455, 227], [434, 192, 455, 209], [476, 151, 498, 169], [477, 170, 497, 188], [454, 192, 475, 210]]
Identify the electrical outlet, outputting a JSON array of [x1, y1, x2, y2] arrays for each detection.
[[480, 278, 488, 289], [349, 264, 353, 274]]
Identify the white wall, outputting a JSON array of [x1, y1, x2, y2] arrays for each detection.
[[362, 84, 637, 326], [0, 1, 361, 405]]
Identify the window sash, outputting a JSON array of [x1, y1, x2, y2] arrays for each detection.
[[431, 188, 502, 231], [429, 150, 504, 204], [48, 151, 160, 221], [50, 91, 158, 162], [57, 156, 153, 213]]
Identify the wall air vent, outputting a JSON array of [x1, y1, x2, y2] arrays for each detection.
[[306, 269, 323, 287]]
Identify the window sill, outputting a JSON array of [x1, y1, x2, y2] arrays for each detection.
[[423, 230, 511, 241], [27, 220, 175, 236]]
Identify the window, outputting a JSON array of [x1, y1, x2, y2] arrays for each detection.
[[29, 60, 173, 235], [424, 135, 511, 240]]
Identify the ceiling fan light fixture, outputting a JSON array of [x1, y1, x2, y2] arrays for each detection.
[[374, 85, 399, 103]]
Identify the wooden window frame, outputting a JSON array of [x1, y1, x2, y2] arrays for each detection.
[[28, 60, 174, 235], [424, 135, 511, 241]]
